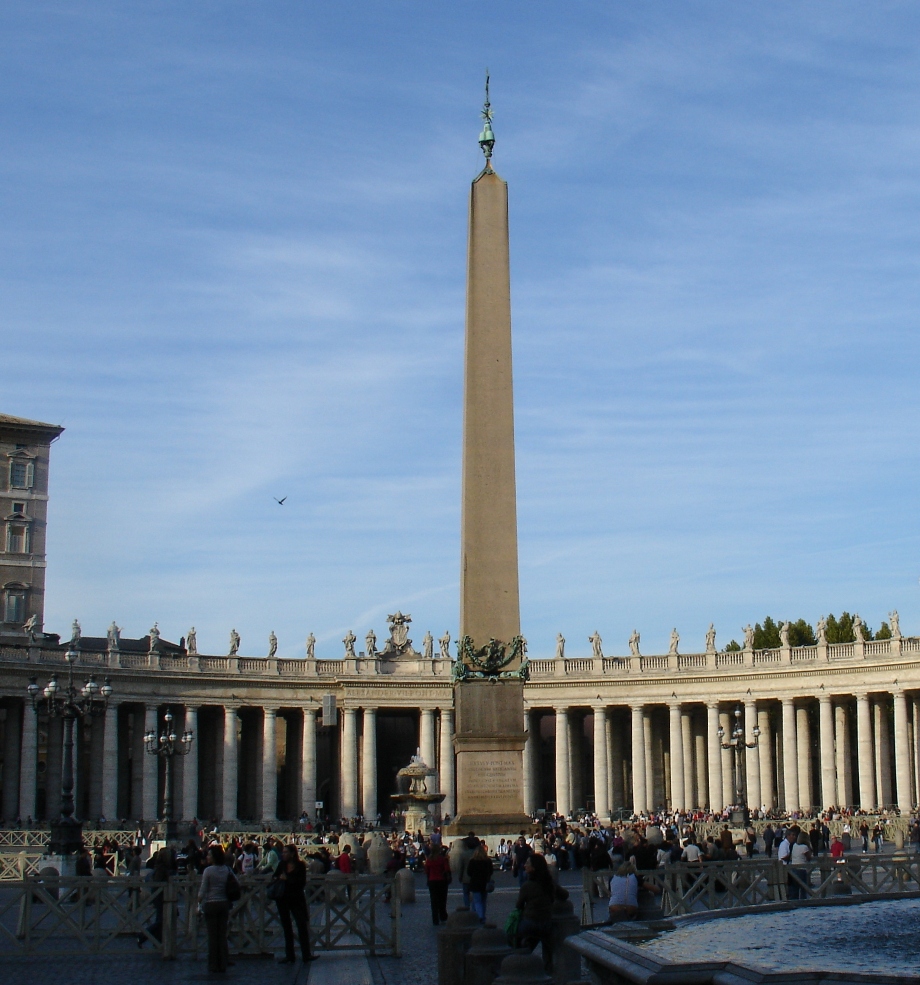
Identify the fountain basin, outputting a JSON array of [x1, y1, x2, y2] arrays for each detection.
[[569, 896, 920, 985]]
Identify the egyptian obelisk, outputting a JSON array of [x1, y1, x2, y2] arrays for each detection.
[[451, 78, 531, 833]]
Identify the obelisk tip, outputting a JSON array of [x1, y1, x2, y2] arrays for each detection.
[[478, 69, 495, 165]]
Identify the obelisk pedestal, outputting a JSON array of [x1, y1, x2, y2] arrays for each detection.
[[449, 89, 532, 835]]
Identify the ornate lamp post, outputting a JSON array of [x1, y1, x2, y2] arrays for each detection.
[[144, 707, 193, 843], [27, 648, 113, 857], [717, 705, 760, 825]]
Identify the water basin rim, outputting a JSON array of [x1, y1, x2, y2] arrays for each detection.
[[569, 929, 920, 985]]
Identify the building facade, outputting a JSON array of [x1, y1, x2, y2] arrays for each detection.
[[0, 415, 64, 638], [0, 628, 918, 824]]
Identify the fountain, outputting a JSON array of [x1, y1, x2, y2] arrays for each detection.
[[390, 751, 445, 835]]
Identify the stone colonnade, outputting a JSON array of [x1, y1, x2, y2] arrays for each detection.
[[524, 690, 920, 815], [0, 699, 455, 824]]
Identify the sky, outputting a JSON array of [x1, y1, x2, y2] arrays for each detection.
[[4, 2, 920, 658]]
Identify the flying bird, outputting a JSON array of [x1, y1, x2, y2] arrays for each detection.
[[274, 496, 287, 505]]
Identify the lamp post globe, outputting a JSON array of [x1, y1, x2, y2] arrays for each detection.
[[716, 703, 759, 826], [144, 706, 194, 843]]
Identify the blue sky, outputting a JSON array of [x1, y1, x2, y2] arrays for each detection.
[[4, 2, 920, 657]]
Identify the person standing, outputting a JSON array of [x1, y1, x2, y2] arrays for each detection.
[[424, 844, 452, 925], [272, 845, 316, 964], [762, 824, 775, 858], [515, 854, 569, 971], [777, 827, 798, 899], [465, 844, 494, 924], [198, 845, 236, 974], [336, 844, 353, 873], [452, 831, 480, 907], [512, 835, 533, 888]]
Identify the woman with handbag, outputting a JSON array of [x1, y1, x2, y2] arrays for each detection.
[[198, 845, 239, 974], [423, 844, 452, 925], [271, 844, 317, 964]]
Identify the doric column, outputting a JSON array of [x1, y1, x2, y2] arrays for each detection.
[[593, 706, 610, 818], [571, 712, 584, 809], [420, 708, 437, 773], [668, 702, 684, 812], [744, 700, 761, 812], [341, 707, 359, 818], [694, 725, 707, 808], [680, 709, 694, 810], [362, 707, 377, 820], [835, 701, 853, 806], [718, 711, 733, 808], [222, 704, 240, 823], [143, 705, 159, 821], [643, 709, 655, 811], [781, 698, 799, 812], [555, 707, 571, 816], [181, 706, 198, 822], [522, 710, 533, 814], [894, 691, 912, 810], [631, 704, 646, 815], [757, 707, 774, 810], [913, 699, 920, 812], [302, 708, 317, 816], [19, 702, 37, 820], [856, 693, 876, 809], [706, 702, 722, 812], [439, 708, 456, 817], [261, 707, 278, 823], [875, 699, 892, 807], [2, 701, 22, 821], [818, 695, 835, 809], [101, 702, 119, 821], [608, 709, 623, 811], [796, 703, 812, 810]]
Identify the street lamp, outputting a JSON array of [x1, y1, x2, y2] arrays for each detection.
[[27, 648, 113, 857], [144, 707, 193, 843], [717, 705, 760, 825]]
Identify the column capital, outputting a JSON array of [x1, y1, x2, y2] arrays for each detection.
[[224, 703, 242, 713], [780, 696, 795, 707], [555, 705, 570, 715], [668, 700, 682, 712], [818, 692, 832, 704], [263, 705, 279, 716], [706, 700, 720, 711], [592, 703, 608, 714]]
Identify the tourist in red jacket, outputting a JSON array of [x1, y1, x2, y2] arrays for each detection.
[[424, 845, 452, 925]]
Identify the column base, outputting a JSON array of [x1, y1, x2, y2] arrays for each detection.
[[48, 817, 84, 856], [443, 813, 537, 836]]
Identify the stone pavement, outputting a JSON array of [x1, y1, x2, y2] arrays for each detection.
[[0, 867, 585, 985]]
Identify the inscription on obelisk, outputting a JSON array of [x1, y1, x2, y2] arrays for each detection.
[[451, 79, 531, 832]]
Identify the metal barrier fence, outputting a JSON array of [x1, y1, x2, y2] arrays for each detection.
[[0, 853, 44, 881], [0, 871, 400, 958], [582, 854, 920, 923], [0, 829, 364, 850]]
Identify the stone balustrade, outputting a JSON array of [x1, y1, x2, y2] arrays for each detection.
[[2, 635, 917, 679]]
